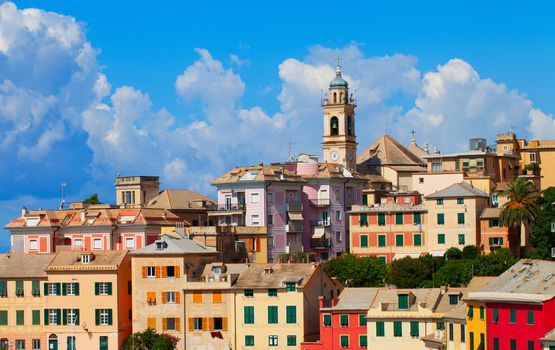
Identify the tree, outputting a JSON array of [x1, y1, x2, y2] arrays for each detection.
[[500, 177, 540, 257], [323, 254, 387, 287], [474, 248, 517, 276], [386, 257, 430, 288], [433, 260, 474, 286], [445, 247, 462, 260], [122, 329, 179, 350], [83, 193, 101, 204], [462, 245, 478, 260], [530, 187, 555, 259]]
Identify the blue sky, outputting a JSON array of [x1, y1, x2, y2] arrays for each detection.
[[1, 0, 555, 251]]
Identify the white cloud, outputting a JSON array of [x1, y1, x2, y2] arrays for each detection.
[[229, 53, 250, 67], [529, 109, 555, 140]]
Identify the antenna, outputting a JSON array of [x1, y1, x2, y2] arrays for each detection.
[[509, 124, 515, 134], [60, 182, 67, 210], [288, 141, 294, 161], [410, 129, 416, 142]]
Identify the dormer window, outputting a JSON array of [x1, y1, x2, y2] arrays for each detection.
[[81, 254, 90, 264], [449, 294, 460, 305], [398, 294, 409, 310], [212, 266, 222, 275], [155, 241, 168, 251], [264, 267, 273, 275], [285, 282, 296, 292]]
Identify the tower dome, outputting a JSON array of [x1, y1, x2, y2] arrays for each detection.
[[329, 65, 348, 88]]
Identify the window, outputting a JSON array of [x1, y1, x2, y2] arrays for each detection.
[[251, 215, 260, 225], [437, 213, 445, 225], [376, 321, 385, 336], [193, 317, 203, 330], [268, 306, 278, 324], [458, 213, 465, 224], [65, 282, 79, 296], [166, 318, 176, 331], [268, 289, 277, 297], [489, 237, 504, 246], [414, 213, 422, 224], [360, 235, 368, 247], [15, 340, 24, 350], [323, 314, 332, 327], [414, 234, 422, 246], [378, 235, 386, 247], [438, 234, 445, 244], [287, 335, 297, 346], [285, 283, 296, 292], [268, 335, 278, 347], [244, 289, 254, 297], [359, 335, 368, 348], [32, 339, 40, 350], [15, 280, 23, 296], [96, 282, 112, 295], [0, 280, 7, 296], [437, 322, 445, 330], [359, 314, 367, 326], [467, 306, 474, 319], [378, 213, 386, 226], [449, 294, 459, 305], [528, 340, 535, 350], [510, 309, 517, 323], [492, 308, 499, 322], [31, 280, 40, 296], [398, 294, 409, 309], [336, 231, 342, 242], [395, 213, 403, 225], [166, 265, 176, 277], [32, 310, 40, 325], [410, 321, 419, 337], [245, 335, 255, 347], [340, 335, 349, 348], [267, 214, 273, 225], [66, 309, 78, 325], [97, 309, 112, 326], [449, 322, 454, 341], [16, 310, 24, 325], [166, 292, 176, 303], [29, 239, 38, 250], [510, 339, 517, 350], [359, 213, 368, 226], [251, 193, 259, 204], [268, 192, 274, 203], [436, 198, 444, 205], [244, 306, 254, 324], [461, 324, 466, 342], [125, 237, 135, 249], [93, 238, 102, 250], [74, 238, 83, 247], [48, 283, 60, 296], [0, 310, 6, 325], [470, 332, 474, 350], [419, 177, 424, 183], [493, 337, 499, 350], [489, 219, 501, 227], [458, 234, 465, 245], [393, 321, 403, 337], [212, 317, 223, 330], [49, 309, 59, 325], [432, 162, 442, 172], [457, 198, 464, 204], [336, 210, 341, 221], [395, 234, 404, 247], [286, 306, 296, 324], [67, 336, 75, 350], [340, 314, 349, 327], [193, 291, 203, 303], [527, 311, 534, 325], [480, 306, 485, 320], [81, 254, 90, 264]]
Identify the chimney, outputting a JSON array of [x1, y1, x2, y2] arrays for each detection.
[[318, 295, 325, 308], [424, 143, 429, 153], [21, 207, 27, 217], [80, 211, 86, 222]]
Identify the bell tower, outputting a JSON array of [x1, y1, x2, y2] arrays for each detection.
[[322, 61, 357, 171]]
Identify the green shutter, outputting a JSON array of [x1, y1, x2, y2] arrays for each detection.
[[75, 309, 80, 325], [95, 282, 100, 295], [16, 310, 24, 325], [458, 234, 465, 245], [414, 234, 422, 246], [438, 234, 445, 244], [360, 335, 368, 347], [378, 213, 386, 226], [0, 280, 7, 296], [340, 335, 349, 347], [62, 309, 68, 325], [458, 213, 465, 224], [376, 321, 385, 337], [395, 213, 403, 225], [108, 309, 113, 325], [510, 309, 516, 323], [56, 309, 61, 325], [413, 213, 421, 224], [244, 306, 254, 324], [95, 309, 100, 326], [287, 335, 297, 346], [268, 306, 278, 324], [499, 237, 504, 245], [436, 199, 444, 205], [457, 198, 464, 204], [15, 280, 23, 296], [489, 237, 494, 245], [107, 282, 113, 295], [44, 283, 48, 296], [437, 213, 445, 225], [62, 282, 67, 296], [528, 340, 535, 350], [527, 311, 534, 325], [74, 283, 80, 296], [362, 194, 368, 205], [398, 294, 409, 309], [395, 234, 404, 247], [245, 335, 254, 346], [410, 321, 419, 337], [467, 306, 474, 318], [32, 310, 40, 325], [479, 306, 485, 320], [286, 306, 296, 324], [493, 338, 499, 350], [359, 314, 367, 326], [32, 280, 40, 296], [55, 283, 61, 295], [378, 235, 386, 247], [323, 314, 331, 326], [44, 309, 49, 325], [394, 321, 403, 336], [360, 235, 368, 247], [360, 213, 368, 226], [268, 289, 277, 297], [340, 314, 348, 326]]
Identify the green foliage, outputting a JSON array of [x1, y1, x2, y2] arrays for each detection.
[[462, 245, 478, 260], [83, 193, 101, 204], [323, 254, 387, 287], [445, 247, 462, 260], [531, 187, 555, 259], [500, 177, 539, 228], [386, 257, 430, 288], [433, 260, 474, 286], [122, 329, 179, 350], [474, 248, 517, 276]]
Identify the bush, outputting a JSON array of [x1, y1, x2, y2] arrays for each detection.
[[445, 247, 462, 260], [462, 245, 478, 260], [323, 254, 387, 287], [387, 257, 430, 288]]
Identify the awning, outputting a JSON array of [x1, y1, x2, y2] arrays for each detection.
[[430, 250, 446, 257], [393, 253, 421, 260], [312, 227, 326, 239], [288, 212, 303, 220]]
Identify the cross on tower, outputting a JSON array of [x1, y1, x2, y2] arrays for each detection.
[[410, 129, 416, 141], [336, 55, 342, 69]]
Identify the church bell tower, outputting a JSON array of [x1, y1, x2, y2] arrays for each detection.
[[322, 62, 357, 171]]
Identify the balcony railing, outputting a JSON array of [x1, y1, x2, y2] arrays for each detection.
[[309, 198, 331, 207], [311, 239, 331, 249], [207, 203, 246, 211], [287, 200, 302, 212], [310, 219, 330, 227], [286, 221, 303, 232]]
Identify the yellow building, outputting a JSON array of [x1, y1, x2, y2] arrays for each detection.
[[519, 140, 555, 191], [425, 182, 489, 257], [465, 300, 487, 350], [0, 254, 53, 350], [43, 250, 132, 350], [130, 235, 218, 350]]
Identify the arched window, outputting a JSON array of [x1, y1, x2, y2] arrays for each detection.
[[347, 115, 353, 136], [333, 92, 337, 104], [330, 117, 339, 136], [340, 92, 344, 103]]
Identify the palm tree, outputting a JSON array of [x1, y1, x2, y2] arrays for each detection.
[[499, 177, 540, 257]]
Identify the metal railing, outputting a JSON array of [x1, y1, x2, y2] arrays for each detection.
[[286, 222, 303, 232], [310, 219, 330, 227], [310, 239, 331, 249], [207, 203, 246, 211], [308, 198, 331, 206]]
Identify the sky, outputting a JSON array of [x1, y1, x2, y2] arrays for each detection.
[[1, 0, 555, 251]]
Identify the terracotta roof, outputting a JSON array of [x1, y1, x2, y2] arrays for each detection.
[[0, 254, 54, 278], [407, 141, 430, 162], [467, 260, 555, 303], [425, 182, 489, 199], [46, 250, 127, 271], [147, 189, 215, 210], [367, 287, 443, 314], [357, 134, 426, 167], [349, 203, 427, 214], [325, 287, 380, 311], [480, 208, 501, 219], [233, 263, 319, 289], [212, 165, 306, 185], [131, 235, 217, 255]]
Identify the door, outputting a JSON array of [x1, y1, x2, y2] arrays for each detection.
[[99, 336, 108, 350], [48, 339, 58, 350]]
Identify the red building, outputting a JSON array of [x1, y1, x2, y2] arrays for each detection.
[[301, 288, 378, 350], [467, 260, 555, 350]]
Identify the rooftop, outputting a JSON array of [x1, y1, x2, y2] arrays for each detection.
[[324, 287, 380, 311], [480, 207, 501, 219], [425, 182, 489, 199], [47, 250, 127, 271], [0, 253, 53, 278], [423, 150, 519, 159], [131, 235, 217, 255], [234, 263, 319, 289], [147, 189, 215, 210], [357, 135, 426, 171]]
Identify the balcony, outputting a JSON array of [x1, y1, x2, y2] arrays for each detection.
[[286, 221, 303, 233], [207, 203, 246, 216], [286, 242, 304, 253], [287, 200, 302, 212], [310, 239, 331, 249], [310, 219, 330, 227], [309, 198, 331, 207]]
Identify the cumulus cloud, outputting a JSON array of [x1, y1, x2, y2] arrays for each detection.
[[529, 109, 555, 140]]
